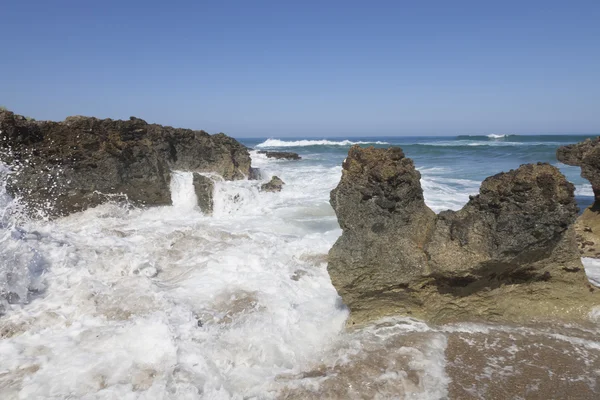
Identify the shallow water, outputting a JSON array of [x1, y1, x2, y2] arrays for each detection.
[[1, 135, 600, 399]]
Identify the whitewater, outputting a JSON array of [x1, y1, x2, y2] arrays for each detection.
[[2, 135, 600, 399]]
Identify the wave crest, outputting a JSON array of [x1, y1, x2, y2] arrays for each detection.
[[256, 139, 390, 148]]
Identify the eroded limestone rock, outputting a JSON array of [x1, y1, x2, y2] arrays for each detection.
[[328, 145, 597, 326]]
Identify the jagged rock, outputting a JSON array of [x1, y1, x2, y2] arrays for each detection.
[[261, 176, 285, 192], [257, 151, 301, 160], [0, 109, 252, 217], [328, 145, 597, 326], [557, 137, 600, 258]]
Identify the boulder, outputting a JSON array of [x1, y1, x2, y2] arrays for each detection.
[[257, 150, 301, 160], [0, 109, 252, 217], [328, 145, 597, 326], [261, 176, 285, 192]]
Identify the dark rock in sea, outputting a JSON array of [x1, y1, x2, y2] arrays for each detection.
[[257, 150, 301, 160], [193, 174, 214, 215], [261, 176, 285, 192], [0, 109, 252, 217], [328, 145, 597, 326], [557, 137, 600, 258]]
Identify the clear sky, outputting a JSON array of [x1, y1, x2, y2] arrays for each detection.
[[1, 0, 599, 137]]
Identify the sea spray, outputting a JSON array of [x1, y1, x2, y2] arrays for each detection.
[[0, 164, 47, 313], [169, 171, 198, 211]]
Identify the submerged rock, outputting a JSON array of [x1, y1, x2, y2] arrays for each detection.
[[558, 137, 600, 258], [0, 109, 252, 217], [257, 151, 301, 160], [260, 176, 285, 192], [328, 145, 597, 326]]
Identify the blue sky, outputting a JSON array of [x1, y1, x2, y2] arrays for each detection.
[[1, 0, 599, 137]]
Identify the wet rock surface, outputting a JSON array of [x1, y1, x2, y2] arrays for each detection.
[[328, 145, 598, 325], [257, 151, 301, 160], [0, 109, 252, 217], [261, 176, 285, 192], [192, 174, 215, 215]]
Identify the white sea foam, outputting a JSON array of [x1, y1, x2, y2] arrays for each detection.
[[582, 258, 600, 287], [576, 184, 595, 197], [420, 176, 480, 212], [170, 171, 198, 211], [255, 138, 389, 148]]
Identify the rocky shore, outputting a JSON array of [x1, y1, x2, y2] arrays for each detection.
[[0, 109, 253, 217], [328, 145, 598, 326]]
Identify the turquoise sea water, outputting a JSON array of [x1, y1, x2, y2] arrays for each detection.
[[240, 134, 597, 212]]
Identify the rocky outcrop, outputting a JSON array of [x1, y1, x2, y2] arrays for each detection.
[[557, 137, 600, 204], [0, 109, 252, 217], [257, 151, 301, 160], [557, 137, 600, 258], [261, 176, 285, 192], [328, 145, 597, 326]]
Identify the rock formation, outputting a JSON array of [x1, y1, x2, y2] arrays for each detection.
[[557, 137, 600, 204], [557, 137, 600, 258], [0, 109, 252, 217], [328, 145, 597, 326], [261, 176, 285, 192], [257, 151, 301, 160]]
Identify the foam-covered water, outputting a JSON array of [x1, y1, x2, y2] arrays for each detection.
[[2, 134, 600, 398]]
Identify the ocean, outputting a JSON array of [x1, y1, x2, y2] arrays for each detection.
[[1, 134, 600, 399]]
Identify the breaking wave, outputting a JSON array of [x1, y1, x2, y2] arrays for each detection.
[[256, 139, 390, 148]]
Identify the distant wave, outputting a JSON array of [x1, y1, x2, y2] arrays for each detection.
[[256, 139, 390, 148], [456, 134, 515, 141]]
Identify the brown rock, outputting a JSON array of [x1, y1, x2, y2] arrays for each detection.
[[328, 145, 597, 326], [0, 109, 252, 217]]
